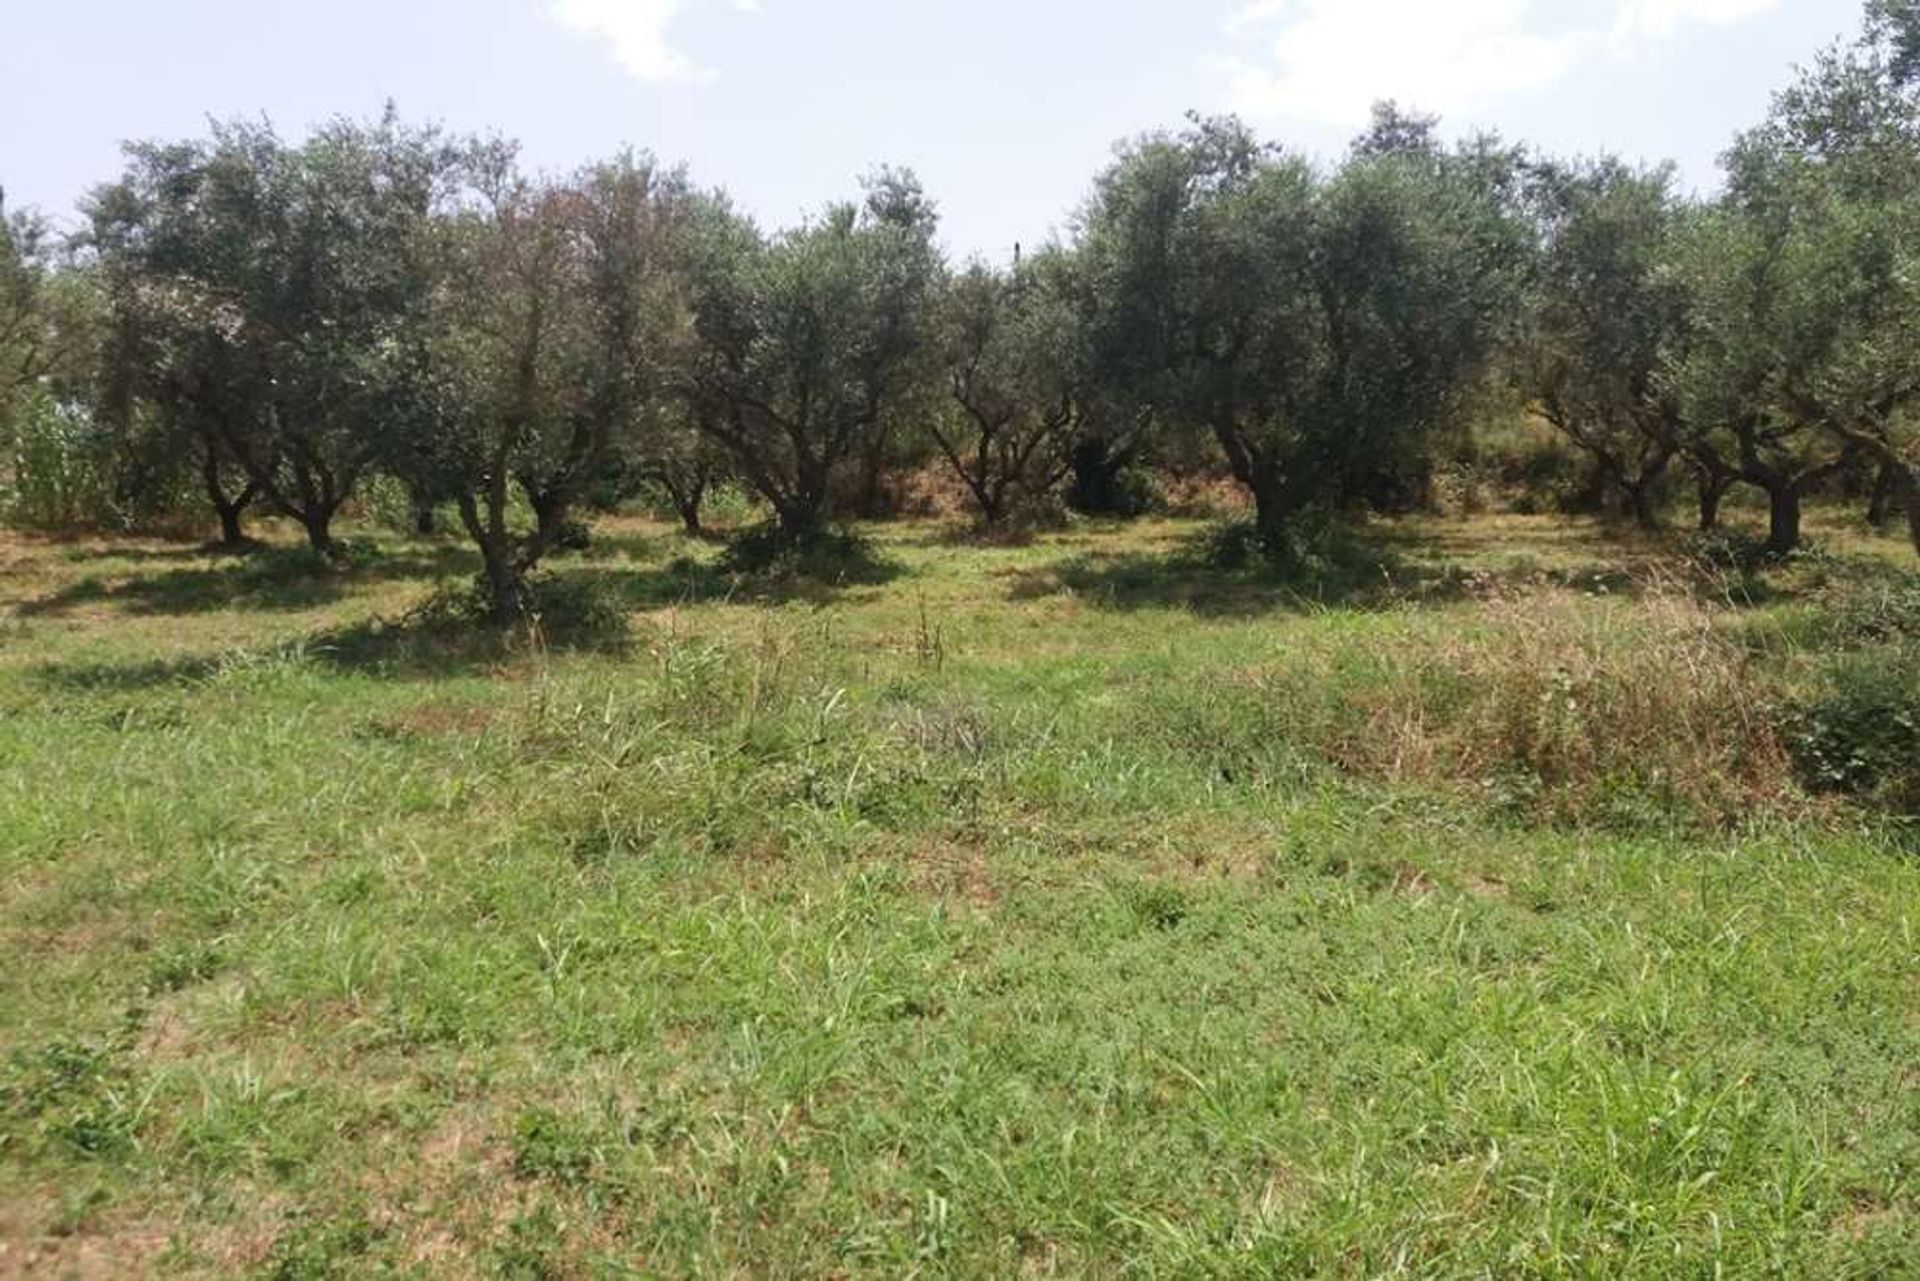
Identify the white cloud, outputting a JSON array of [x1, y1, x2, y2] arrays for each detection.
[[1218, 0, 1578, 127], [549, 0, 763, 84], [1611, 0, 1778, 41], [1218, 0, 1781, 128]]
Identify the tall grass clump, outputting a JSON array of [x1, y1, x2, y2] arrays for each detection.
[[1159, 585, 1798, 827], [1, 394, 124, 531]]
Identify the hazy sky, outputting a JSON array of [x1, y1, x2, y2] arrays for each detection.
[[0, 0, 1859, 258]]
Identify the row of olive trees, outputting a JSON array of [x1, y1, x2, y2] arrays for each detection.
[[67, 113, 953, 618], [2, 0, 1915, 590], [30, 103, 1518, 600], [1521, 0, 1920, 554]]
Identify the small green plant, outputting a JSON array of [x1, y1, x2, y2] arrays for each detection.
[[493, 1204, 568, 1280], [264, 1208, 380, 1280], [1120, 880, 1190, 930], [0, 1039, 144, 1159], [511, 1108, 597, 1186]]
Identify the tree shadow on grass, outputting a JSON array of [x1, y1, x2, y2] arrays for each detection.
[[24, 622, 542, 690], [15, 545, 478, 619], [568, 527, 681, 564], [307, 545, 910, 677], [307, 617, 576, 679], [29, 653, 228, 694], [52, 542, 252, 567], [1004, 523, 1645, 618], [592, 559, 905, 610]]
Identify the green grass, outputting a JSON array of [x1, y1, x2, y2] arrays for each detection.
[[0, 512, 1915, 1277]]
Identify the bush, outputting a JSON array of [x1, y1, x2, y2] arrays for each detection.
[[548, 516, 593, 554], [1462, 413, 1591, 515], [1680, 528, 1786, 576], [405, 572, 630, 648], [1787, 649, 1920, 816], [1065, 440, 1161, 518], [700, 483, 759, 529], [1825, 577, 1920, 646], [1427, 461, 1490, 517], [521, 572, 627, 642], [633, 480, 759, 530], [941, 493, 1072, 545], [1198, 518, 1283, 570], [356, 474, 450, 537], [718, 522, 892, 583], [1197, 512, 1393, 594]]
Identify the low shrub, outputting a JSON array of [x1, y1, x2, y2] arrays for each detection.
[[546, 516, 594, 554], [1197, 513, 1395, 596], [1196, 518, 1276, 570], [1159, 473, 1250, 521], [718, 522, 892, 583], [1824, 577, 1920, 645], [940, 494, 1073, 546], [633, 480, 760, 531], [1065, 447, 1162, 518], [1679, 527, 1782, 575], [400, 572, 630, 649], [1787, 647, 1920, 817]]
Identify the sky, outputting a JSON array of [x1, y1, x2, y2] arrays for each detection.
[[0, 0, 1860, 260]]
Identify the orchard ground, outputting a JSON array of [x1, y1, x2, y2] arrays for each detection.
[[1, 505, 1916, 1277]]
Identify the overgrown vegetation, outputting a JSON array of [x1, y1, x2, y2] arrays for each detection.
[[0, 512, 1915, 1274]]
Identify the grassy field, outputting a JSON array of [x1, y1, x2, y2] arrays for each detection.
[[1, 510, 1915, 1277]]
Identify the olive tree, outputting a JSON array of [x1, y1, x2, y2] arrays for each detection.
[[930, 251, 1084, 526], [1, 192, 58, 416], [3, 192, 99, 428], [91, 267, 263, 544], [402, 150, 692, 621], [628, 398, 731, 536], [1670, 198, 1854, 556], [1766, 0, 1920, 553], [1078, 114, 1521, 548], [2, 193, 120, 528], [1521, 157, 1694, 528], [1675, 2, 1920, 555], [90, 111, 457, 555], [683, 170, 941, 542]]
